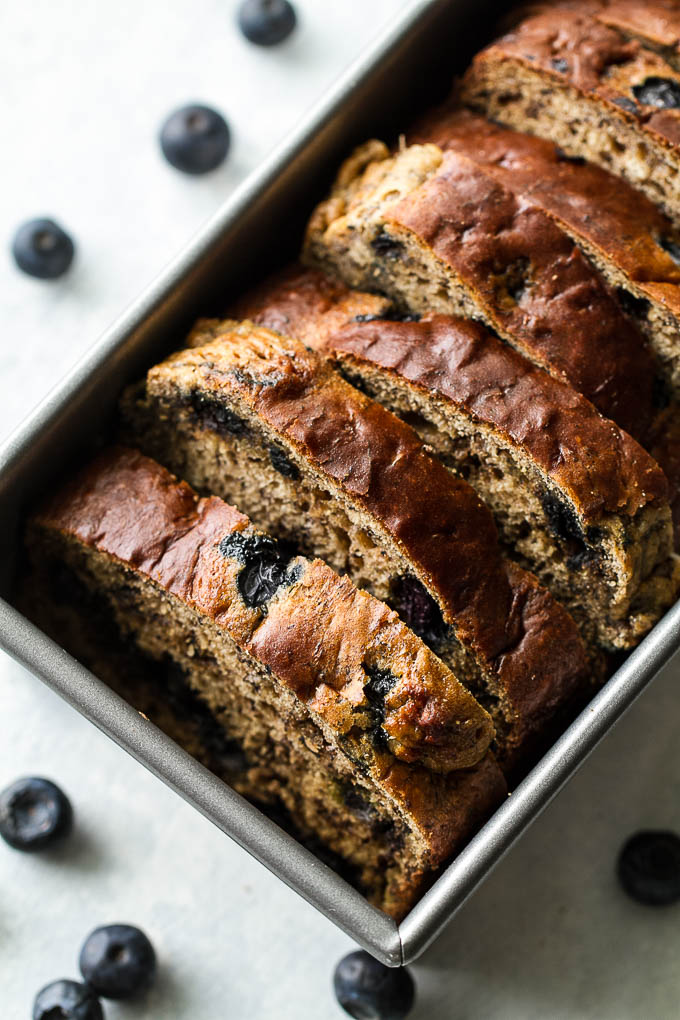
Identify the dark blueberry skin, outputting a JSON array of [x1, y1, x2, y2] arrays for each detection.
[[390, 575, 448, 651], [238, 0, 297, 46], [633, 77, 680, 109], [12, 218, 75, 279], [160, 104, 230, 175], [79, 924, 156, 1000], [618, 831, 680, 906], [333, 951, 415, 1020], [612, 95, 639, 115], [33, 980, 103, 1020], [660, 236, 680, 268], [0, 777, 72, 852], [219, 532, 294, 607]]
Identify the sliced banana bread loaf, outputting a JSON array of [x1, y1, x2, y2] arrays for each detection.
[[25, 446, 505, 918], [120, 321, 591, 770], [302, 139, 659, 443], [230, 266, 678, 651], [411, 107, 680, 397], [460, 5, 680, 223]]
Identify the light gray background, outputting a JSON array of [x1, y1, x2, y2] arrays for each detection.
[[3, 2, 680, 1017]]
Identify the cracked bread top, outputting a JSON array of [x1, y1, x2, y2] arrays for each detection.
[[232, 265, 669, 528], [304, 140, 659, 443], [31, 445, 496, 776]]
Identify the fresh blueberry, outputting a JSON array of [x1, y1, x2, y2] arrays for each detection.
[[618, 831, 680, 906], [12, 218, 75, 279], [33, 979, 103, 1020], [238, 0, 297, 46], [160, 104, 230, 175], [0, 776, 73, 852], [333, 950, 415, 1020], [79, 924, 156, 1000]]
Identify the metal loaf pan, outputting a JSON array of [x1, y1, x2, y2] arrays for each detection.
[[2, 0, 680, 968]]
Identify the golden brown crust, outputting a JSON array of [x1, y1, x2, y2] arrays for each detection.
[[598, 1, 680, 61], [518, 1, 680, 63], [33, 446, 496, 774], [406, 110, 680, 539], [233, 267, 667, 525], [492, 559, 591, 724], [325, 317, 668, 521], [250, 560, 494, 772], [304, 140, 659, 444], [230, 264, 392, 343], [384, 147, 658, 441], [378, 751, 506, 864], [411, 108, 680, 305]]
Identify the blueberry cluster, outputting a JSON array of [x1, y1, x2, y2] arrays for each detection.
[[33, 921, 156, 1018], [0, 778, 156, 1017], [0, 771, 420, 1017], [11, 0, 298, 280], [33, 924, 156, 1019]]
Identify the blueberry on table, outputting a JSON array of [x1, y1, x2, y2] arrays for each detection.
[[333, 950, 415, 1020], [33, 979, 103, 1020], [12, 218, 75, 279], [79, 924, 156, 1000], [0, 776, 73, 852], [618, 831, 680, 906], [238, 0, 297, 46], [160, 104, 230, 175]]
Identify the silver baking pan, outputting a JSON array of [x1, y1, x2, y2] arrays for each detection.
[[2, 0, 680, 968]]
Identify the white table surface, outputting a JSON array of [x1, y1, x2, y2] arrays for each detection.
[[3, 2, 680, 1017]]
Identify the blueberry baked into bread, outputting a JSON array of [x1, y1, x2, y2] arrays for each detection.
[[25, 447, 504, 918], [120, 321, 591, 770], [302, 138, 658, 443], [460, 2, 680, 223], [231, 264, 680, 652]]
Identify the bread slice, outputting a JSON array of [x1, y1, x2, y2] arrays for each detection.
[[411, 107, 680, 398], [25, 446, 505, 919], [120, 323, 591, 769], [517, 2, 680, 71], [460, 5, 680, 224], [302, 138, 660, 445], [231, 265, 678, 652], [596, 0, 680, 67]]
